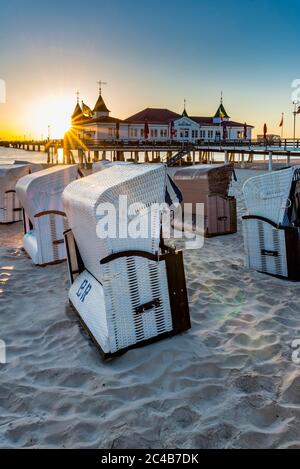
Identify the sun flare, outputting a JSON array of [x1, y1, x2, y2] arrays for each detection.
[[27, 94, 73, 140]]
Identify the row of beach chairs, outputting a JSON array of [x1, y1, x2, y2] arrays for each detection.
[[1, 161, 299, 358]]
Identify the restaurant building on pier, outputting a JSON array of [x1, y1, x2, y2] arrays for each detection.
[[70, 91, 254, 144]]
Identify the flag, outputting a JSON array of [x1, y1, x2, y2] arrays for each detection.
[[144, 119, 149, 139], [170, 120, 176, 138], [243, 123, 247, 139], [263, 123, 268, 137], [116, 121, 120, 139], [82, 101, 93, 117], [279, 114, 284, 127], [297, 106, 300, 114], [222, 121, 228, 140]]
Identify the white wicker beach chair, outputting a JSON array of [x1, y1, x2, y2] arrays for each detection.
[[16, 165, 78, 266], [242, 166, 300, 279], [92, 160, 131, 173], [63, 164, 190, 359], [0, 164, 31, 223]]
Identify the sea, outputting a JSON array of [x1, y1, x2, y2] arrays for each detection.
[[0, 147, 47, 164]]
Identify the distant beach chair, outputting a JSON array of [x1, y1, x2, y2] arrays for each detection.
[[173, 163, 237, 237], [63, 164, 191, 359], [16, 165, 78, 266], [0, 164, 31, 224], [242, 166, 300, 279]]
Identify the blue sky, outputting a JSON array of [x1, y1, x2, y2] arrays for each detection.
[[0, 0, 300, 138]]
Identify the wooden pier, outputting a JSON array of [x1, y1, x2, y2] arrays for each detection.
[[2, 137, 300, 169]]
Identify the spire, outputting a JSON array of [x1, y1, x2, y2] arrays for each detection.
[[214, 93, 230, 119], [182, 99, 188, 117], [94, 80, 110, 115], [93, 94, 110, 114], [72, 102, 84, 120]]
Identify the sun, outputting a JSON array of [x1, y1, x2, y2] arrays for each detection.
[[28, 94, 73, 140]]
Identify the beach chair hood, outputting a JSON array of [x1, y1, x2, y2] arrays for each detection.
[[16, 165, 78, 222], [243, 166, 299, 225], [63, 164, 167, 283]]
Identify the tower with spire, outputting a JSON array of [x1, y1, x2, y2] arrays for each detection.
[[213, 92, 230, 124], [71, 91, 85, 124], [182, 99, 188, 118], [93, 80, 110, 118]]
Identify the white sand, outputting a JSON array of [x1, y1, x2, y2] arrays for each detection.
[[1, 169, 300, 449]]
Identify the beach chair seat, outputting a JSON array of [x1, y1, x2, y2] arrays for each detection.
[[63, 164, 191, 359], [0, 164, 31, 223], [16, 165, 78, 265], [242, 166, 300, 279], [173, 164, 237, 237]]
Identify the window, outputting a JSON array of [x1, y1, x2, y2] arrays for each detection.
[[237, 131, 243, 139], [200, 130, 206, 139], [160, 129, 167, 138], [130, 128, 138, 138], [108, 128, 113, 137], [208, 130, 214, 139], [185, 130, 189, 138], [191, 130, 199, 139], [140, 129, 144, 138]]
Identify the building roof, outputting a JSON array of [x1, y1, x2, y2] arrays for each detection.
[[123, 108, 181, 124], [189, 116, 253, 128], [93, 94, 110, 113], [82, 116, 122, 124], [72, 103, 84, 120], [214, 103, 230, 119]]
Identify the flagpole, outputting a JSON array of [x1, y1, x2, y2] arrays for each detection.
[[293, 101, 298, 149], [281, 112, 284, 139]]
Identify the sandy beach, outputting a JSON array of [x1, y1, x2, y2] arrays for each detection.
[[1, 169, 300, 449]]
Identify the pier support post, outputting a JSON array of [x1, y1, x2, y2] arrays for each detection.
[[268, 152, 273, 172], [224, 151, 228, 163], [287, 151, 291, 166], [94, 150, 99, 162]]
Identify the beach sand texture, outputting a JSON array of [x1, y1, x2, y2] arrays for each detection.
[[1, 169, 300, 449]]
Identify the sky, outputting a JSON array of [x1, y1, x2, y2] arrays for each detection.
[[0, 0, 300, 139]]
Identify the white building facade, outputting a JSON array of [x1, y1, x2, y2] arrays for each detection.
[[70, 93, 253, 144]]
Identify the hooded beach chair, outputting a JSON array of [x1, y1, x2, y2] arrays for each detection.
[[0, 164, 31, 223], [92, 160, 131, 173], [16, 165, 78, 266], [63, 164, 190, 359], [173, 164, 237, 237], [242, 166, 300, 279]]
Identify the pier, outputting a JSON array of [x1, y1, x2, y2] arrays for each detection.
[[2, 138, 300, 169]]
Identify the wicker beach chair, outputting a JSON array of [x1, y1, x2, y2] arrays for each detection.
[[242, 166, 300, 279], [173, 163, 237, 237], [92, 160, 131, 173], [0, 164, 31, 223], [63, 164, 190, 359], [16, 165, 78, 266]]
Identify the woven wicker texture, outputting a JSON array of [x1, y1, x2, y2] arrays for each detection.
[[243, 218, 288, 277], [174, 163, 234, 205], [0, 164, 31, 223], [63, 164, 166, 283], [16, 165, 78, 265], [243, 167, 300, 225]]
